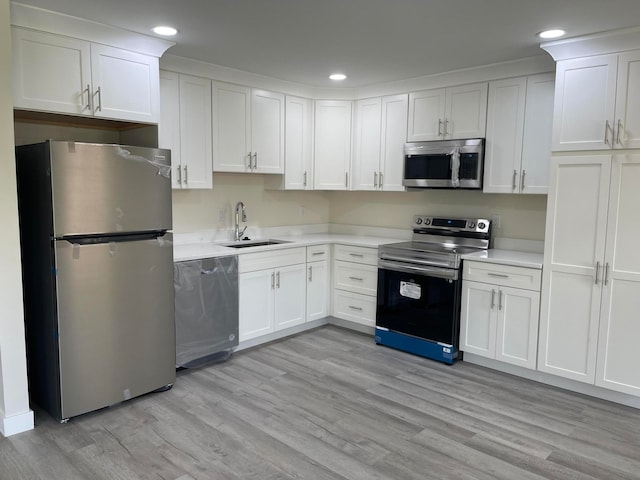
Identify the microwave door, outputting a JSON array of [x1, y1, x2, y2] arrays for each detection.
[[403, 152, 453, 188]]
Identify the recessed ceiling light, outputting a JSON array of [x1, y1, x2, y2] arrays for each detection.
[[329, 73, 347, 81], [152, 26, 178, 37], [538, 29, 566, 39]]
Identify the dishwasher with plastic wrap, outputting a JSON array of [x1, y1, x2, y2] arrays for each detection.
[[173, 255, 239, 368]]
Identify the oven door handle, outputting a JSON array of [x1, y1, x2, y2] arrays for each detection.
[[378, 260, 459, 281]]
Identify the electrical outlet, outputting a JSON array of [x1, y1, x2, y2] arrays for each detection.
[[218, 208, 226, 222], [491, 214, 501, 229], [299, 205, 305, 217]]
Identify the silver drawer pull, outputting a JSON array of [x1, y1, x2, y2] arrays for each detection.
[[488, 273, 509, 278], [349, 253, 364, 258], [348, 276, 364, 281], [348, 305, 363, 311], [491, 289, 496, 309], [312, 251, 325, 256]]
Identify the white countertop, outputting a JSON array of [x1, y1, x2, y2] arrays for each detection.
[[461, 249, 544, 269], [173, 233, 404, 262]]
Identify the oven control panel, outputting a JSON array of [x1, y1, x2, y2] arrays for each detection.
[[413, 216, 490, 234]]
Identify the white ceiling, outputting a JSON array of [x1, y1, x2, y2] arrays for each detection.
[[13, 0, 640, 87]]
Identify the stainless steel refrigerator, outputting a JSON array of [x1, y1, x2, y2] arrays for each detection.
[[15, 141, 176, 422]]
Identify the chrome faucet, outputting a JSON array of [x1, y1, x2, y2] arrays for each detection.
[[234, 201, 247, 241]]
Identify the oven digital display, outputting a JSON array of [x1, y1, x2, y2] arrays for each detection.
[[432, 218, 466, 228]]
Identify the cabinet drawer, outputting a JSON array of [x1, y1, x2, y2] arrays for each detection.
[[239, 247, 306, 273], [463, 261, 541, 291], [333, 290, 376, 327], [333, 244, 378, 266], [307, 244, 330, 262], [334, 261, 378, 296]]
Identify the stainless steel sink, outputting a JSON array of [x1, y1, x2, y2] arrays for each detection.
[[222, 239, 291, 248]]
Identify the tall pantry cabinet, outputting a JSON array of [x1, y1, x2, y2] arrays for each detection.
[[539, 32, 640, 397]]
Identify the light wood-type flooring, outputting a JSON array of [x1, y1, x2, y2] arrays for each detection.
[[2, 325, 640, 480]]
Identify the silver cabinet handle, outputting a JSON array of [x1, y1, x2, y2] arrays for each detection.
[[349, 253, 364, 258], [595, 261, 600, 285], [303, 171, 307, 187], [252, 152, 258, 170], [374, 171, 378, 189], [348, 276, 363, 281], [94, 86, 102, 113], [521, 170, 526, 191], [345, 172, 349, 188], [308, 266, 312, 282], [276, 271, 280, 288], [183, 165, 188, 184], [617, 119, 623, 145], [348, 305, 363, 311], [512, 170, 517, 190], [247, 152, 252, 169], [605, 120, 610, 145], [604, 262, 610, 286], [498, 290, 503, 311], [271, 272, 275, 289], [491, 289, 496, 309], [438, 119, 443, 137], [176, 165, 182, 184], [83, 84, 91, 111], [312, 251, 324, 256], [488, 273, 509, 278], [379, 172, 383, 189], [444, 119, 449, 136]]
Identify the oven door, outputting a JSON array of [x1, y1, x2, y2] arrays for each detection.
[[376, 260, 461, 347]]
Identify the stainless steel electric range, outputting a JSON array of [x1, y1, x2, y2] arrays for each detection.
[[375, 215, 491, 364]]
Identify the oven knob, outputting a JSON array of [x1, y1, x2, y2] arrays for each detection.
[[478, 222, 486, 229], [416, 218, 423, 225], [469, 221, 476, 228], [424, 218, 431, 225]]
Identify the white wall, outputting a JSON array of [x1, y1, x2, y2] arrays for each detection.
[[0, 0, 33, 436]]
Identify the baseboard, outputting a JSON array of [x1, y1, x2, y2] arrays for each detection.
[[0, 408, 34, 437], [236, 318, 330, 352], [464, 353, 640, 409], [327, 316, 375, 336]]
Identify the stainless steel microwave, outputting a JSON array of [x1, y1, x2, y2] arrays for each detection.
[[403, 138, 484, 189]]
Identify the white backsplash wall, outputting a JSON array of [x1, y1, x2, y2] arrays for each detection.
[[329, 190, 547, 241], [172, 173, 331, 234]]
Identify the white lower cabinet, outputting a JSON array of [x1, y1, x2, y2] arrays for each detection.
[[461, 261, 541, 370], [239, 248, 306, 342], [332, 244, 378, 327]]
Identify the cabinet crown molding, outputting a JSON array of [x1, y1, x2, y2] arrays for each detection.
[[541, 26, 640, 61], [10, 2, 174, 57]]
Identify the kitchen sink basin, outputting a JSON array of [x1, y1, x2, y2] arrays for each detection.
[[222, 239, 291, 248]]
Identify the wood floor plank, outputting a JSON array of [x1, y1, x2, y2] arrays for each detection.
[[2, 325, 640, 480]]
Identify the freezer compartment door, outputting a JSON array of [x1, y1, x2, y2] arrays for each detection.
[[49, 142, 172, 236], [54, 233, 175, 420]]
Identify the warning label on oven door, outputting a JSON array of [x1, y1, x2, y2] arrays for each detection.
[[400, 281, 421, 300]]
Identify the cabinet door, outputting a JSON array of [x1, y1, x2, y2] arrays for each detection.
[[12, 28, 91, 116], [352, 97, 382, 191], [179, 74, 212, 189], [496, 286, 540, 370], [520, 73, 555, 194], [274, 264, 307, 330], [460, 280, 496, 358], [213, 82, 251, 172], [483, 77, 526, 193], [159, 70, 182, 189], [538, 155, 611, 383], [314, 100, 352, 190], [445, 82, 488, 139], [90, 44, 159, 123], [407, 88, 446, 141], [596, 155, 640, 395], [613, 51, 640, 149], [307, 260, 329, 322], [284, 96, 313, 190], [252, 89, 284, 174], [552, 55, 617, 151], [380, 94, 408, 191], [239, 269, 274, 341]]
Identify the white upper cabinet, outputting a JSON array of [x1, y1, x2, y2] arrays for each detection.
[[159, 70, 213, 190], [484, 73, 554, 194], [12, 28, 160, 123], [352, 94, 407, 191], [212, 82, 284, 174], [408, 82, 487, 141], [284, 96, 313, 190], [552, 51, 640, 151], [314, 100, 352, 190]]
